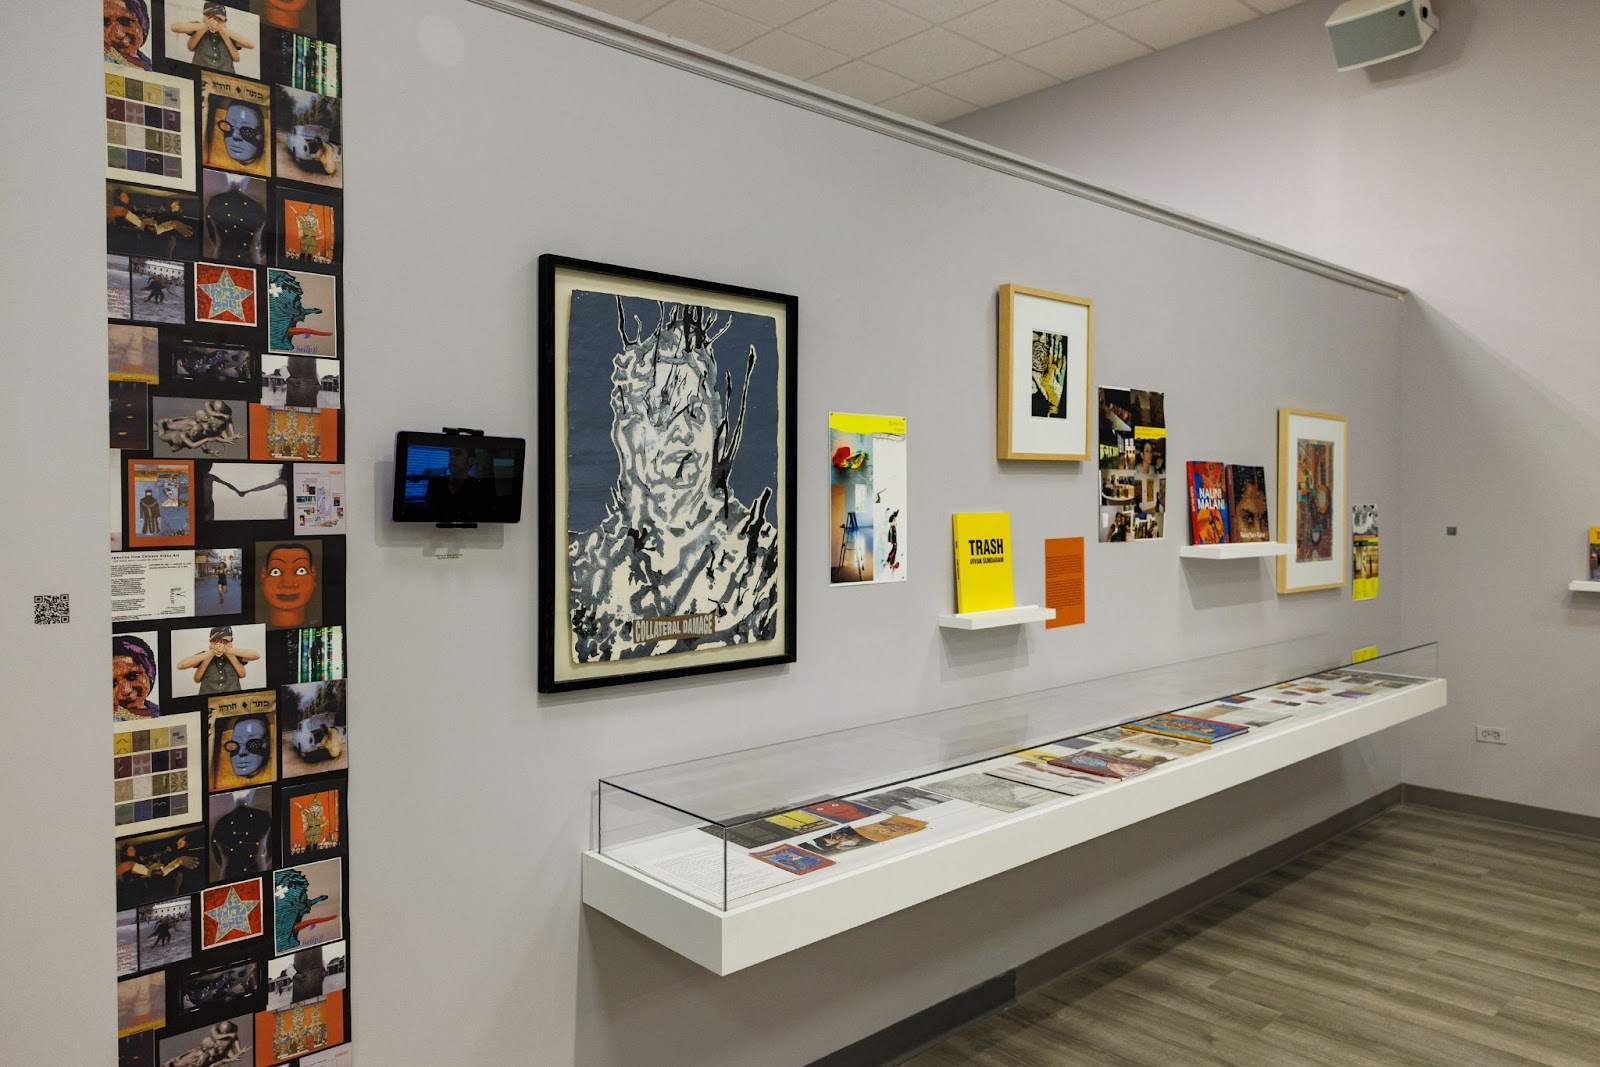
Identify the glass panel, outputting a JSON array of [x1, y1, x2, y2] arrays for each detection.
[[596, 638, 1439, 911]]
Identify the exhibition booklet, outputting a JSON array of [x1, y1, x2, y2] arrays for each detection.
[[1186, 461, 1230, 545], [798, 825, 878, 856], [1590, 526, 1600, 579], [1048, 750, 1156, 780], [951, 512, 1014, 612], [854, 814, 929, 842], [751, 844, 835, 875], [1227, 465, 1271, 542], [849, 785, 946, 815], [1114, 731, 1211, 756], [1127, 713, 1250, 744], [923, 771, 1058, 812], [985, 761, 1109, 796]]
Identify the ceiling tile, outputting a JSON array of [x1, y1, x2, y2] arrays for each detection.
[[732, 30, 850, 78], [1108, 0, 1256, 50], [702, 0, 834, 26], [785, 0, 931, 56], [1015, 22, 1150, 80], [810, 60, 920, 103], [946, 0, 1092, 56], [881, 0, 995, 20], [579, 0, 674, 21], [880, 86, 978, 124], [933, 57, 1058, 107], [1061, 0, 1157, 18], [641, 0, 769, 51], [866, 26, 1000, 82], [1240, 0, 1308, 11]]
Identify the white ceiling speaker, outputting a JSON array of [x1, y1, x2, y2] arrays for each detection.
[[1325, 0, 1439, 72]]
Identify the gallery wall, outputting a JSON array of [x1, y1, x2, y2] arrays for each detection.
[[2, 3, 1413, 1066], [341, 3, 1409, 1065], [0, 9, 116, 1067], [947, 0, 1600, 820]]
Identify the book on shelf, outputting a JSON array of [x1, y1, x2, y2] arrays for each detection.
[[951, 511, 1014, 613], [1125, 713, 1250, 744], [1186, 462, 1230, 545], [1590, 527, 1600, 580], [1227, 464, 1271, 543]]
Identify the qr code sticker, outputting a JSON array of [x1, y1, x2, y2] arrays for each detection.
[[33, 594, 69, 625]]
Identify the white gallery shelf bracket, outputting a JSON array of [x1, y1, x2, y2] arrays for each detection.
[[1179, 542, 1292, 560], [1567, 580, 1600, 593], [937, 605, 1056, 630]]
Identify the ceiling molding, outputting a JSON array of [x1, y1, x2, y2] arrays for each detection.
[[463, 0, 1408, 299]]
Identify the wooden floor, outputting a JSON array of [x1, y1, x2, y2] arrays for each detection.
[[905, 805, 1600, 1067]]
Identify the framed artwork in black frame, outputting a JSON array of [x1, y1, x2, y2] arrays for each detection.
[[537, 255, 797, 693]]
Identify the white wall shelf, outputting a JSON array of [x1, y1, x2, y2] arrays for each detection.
[[936, 605, 1055, 630], [1179, 541, 1291, 560], [1568, 580, 1600, 593], [582, 678, 1446, 975]]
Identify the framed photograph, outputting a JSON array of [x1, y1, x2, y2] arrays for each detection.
[[1277, 408, 1347, 594], [538, 255, 797, 693], [997, 284, 1093, 461]]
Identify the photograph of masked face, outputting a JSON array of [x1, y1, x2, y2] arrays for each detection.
[[201, 72, 272, 177], [207, 701, 278, 791]]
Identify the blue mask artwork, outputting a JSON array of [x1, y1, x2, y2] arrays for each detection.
[[226, 716, 269, 777], [222, 103, 264, 165]]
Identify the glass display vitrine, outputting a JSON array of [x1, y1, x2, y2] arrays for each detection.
[[593, 638, 1442, 918]]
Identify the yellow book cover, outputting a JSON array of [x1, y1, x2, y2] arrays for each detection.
[[952, 512, 1014, 612], [1589, 527, 1600, 580]]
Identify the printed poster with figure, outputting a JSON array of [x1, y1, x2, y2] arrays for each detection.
[[1352, 504, 1379, 600], [828, 413, 907, 585], [1097, 387, 1166, 542], [539, 257, 796, 692]]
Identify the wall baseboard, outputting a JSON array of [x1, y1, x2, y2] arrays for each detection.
[[1401, 784, 1600, 840], [806, 973, 1015, 1067]]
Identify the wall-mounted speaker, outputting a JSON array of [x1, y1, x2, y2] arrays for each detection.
[[1325, 0, 1440, 72]]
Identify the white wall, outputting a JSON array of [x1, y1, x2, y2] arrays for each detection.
[[1, 2, 1415, 1065], [0, 6, 117, 1065], [949, 0, 1600, 820]]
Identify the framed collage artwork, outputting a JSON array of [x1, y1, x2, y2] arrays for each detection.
[[537, 256, 797, 693], [996, 284, 1093, 461], [1277, 408, 1347, 594]]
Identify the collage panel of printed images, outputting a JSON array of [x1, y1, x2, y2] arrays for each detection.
[[105, 1, 352, 1063]]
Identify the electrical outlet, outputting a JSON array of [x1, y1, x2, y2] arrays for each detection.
[[1475, 725, 1507, 745]]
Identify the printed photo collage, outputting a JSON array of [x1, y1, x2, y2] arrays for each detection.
[[105, 2, 351, 1064], [693, 668, 1420, 894]]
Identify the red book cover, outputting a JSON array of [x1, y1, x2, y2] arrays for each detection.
[[1187, 461, 1230, 545]]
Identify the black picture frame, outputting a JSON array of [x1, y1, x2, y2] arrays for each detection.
[[537, 255, 797, 693]]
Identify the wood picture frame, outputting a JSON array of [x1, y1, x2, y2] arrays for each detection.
[[538, 255, 797, 693], [1277, 408, 1348, 594], [997, 284, 1093, 461]]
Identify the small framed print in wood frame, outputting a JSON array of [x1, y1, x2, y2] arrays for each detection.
[[997, 285, 1093, 461], [1277, 408, 1347, 594], [538, 255, 797, 693]]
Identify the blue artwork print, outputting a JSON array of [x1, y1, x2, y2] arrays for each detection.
[[267, 268, 336, 355], [272, 868, 328, 954], [565, 289, 781, 663]]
